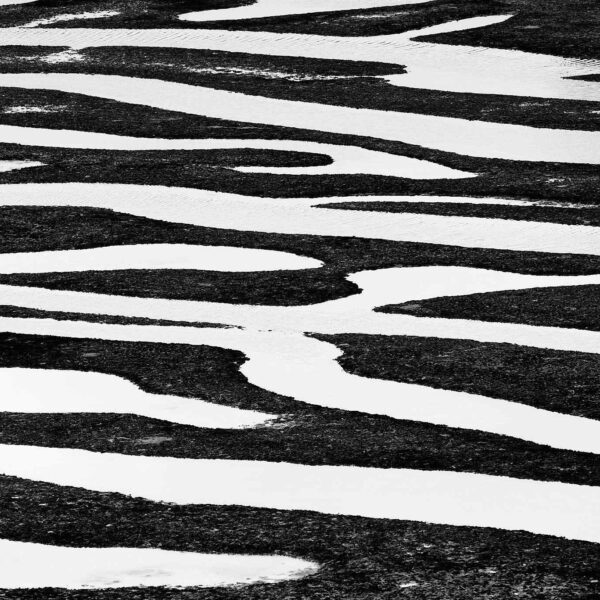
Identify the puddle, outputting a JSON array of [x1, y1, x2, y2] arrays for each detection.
[[0, 243, 322, 273], [0, 367, 276, 429], [0, 160, 44, 172], [0, 538, 317, 589]]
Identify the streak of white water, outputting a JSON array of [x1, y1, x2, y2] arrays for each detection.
[[1, 444, 599, 542], [2, 16, 599, 101], [180, 0, 433, 22], [2, 104, 63, 113], [0, 125, 469, 178], [42, 48, 84, 64], [0, 74, 598, 163], [318, 195, 597, 208], [0, 0, 36, 5], [0, 538, 317, 589], [0, 368, 276, 428], [1, 183, 597, 255], [0, 160, 44, 172], [0, 244, 322, 273], [1, 312, 599, 453], [21, 10, 120, 28]]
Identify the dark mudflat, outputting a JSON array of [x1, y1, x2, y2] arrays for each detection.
[[325, 200, 600, 226], [379, 285, 600, 332]]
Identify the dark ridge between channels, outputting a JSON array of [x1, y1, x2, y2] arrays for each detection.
[[378, 285, 600, 332], [322, 201, 600, 226], [0, 305, 230, 328], [0, 269, 361, 307]]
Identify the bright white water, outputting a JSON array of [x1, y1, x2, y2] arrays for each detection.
[[1, 445, 599, 543], [0, 0, 36, 5], [1, 183, 597, 255], [0, 160, 44, 172], [0, 368, 276, 428], [0, 310, 598, 453], [3, 16, 599, 101], [0, 538, 317, 589], [180, 0, 433, 22], [0, 74, 598, 163], [0, 124, 468, 178], [0, 243, 321, 273]]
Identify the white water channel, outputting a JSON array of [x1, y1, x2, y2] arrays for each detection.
[[1, 305, 599, 453], [0, 124, 469, 178], [0, 243, 321, 273], [0, 368, 276, 428], [1, 444, 599, 543], [0, 538, 317, 589], [1, 183, 597, 255], [2, 16, 599, 102], [180, 0, 433, 23], [0, 73, 598, 164]]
